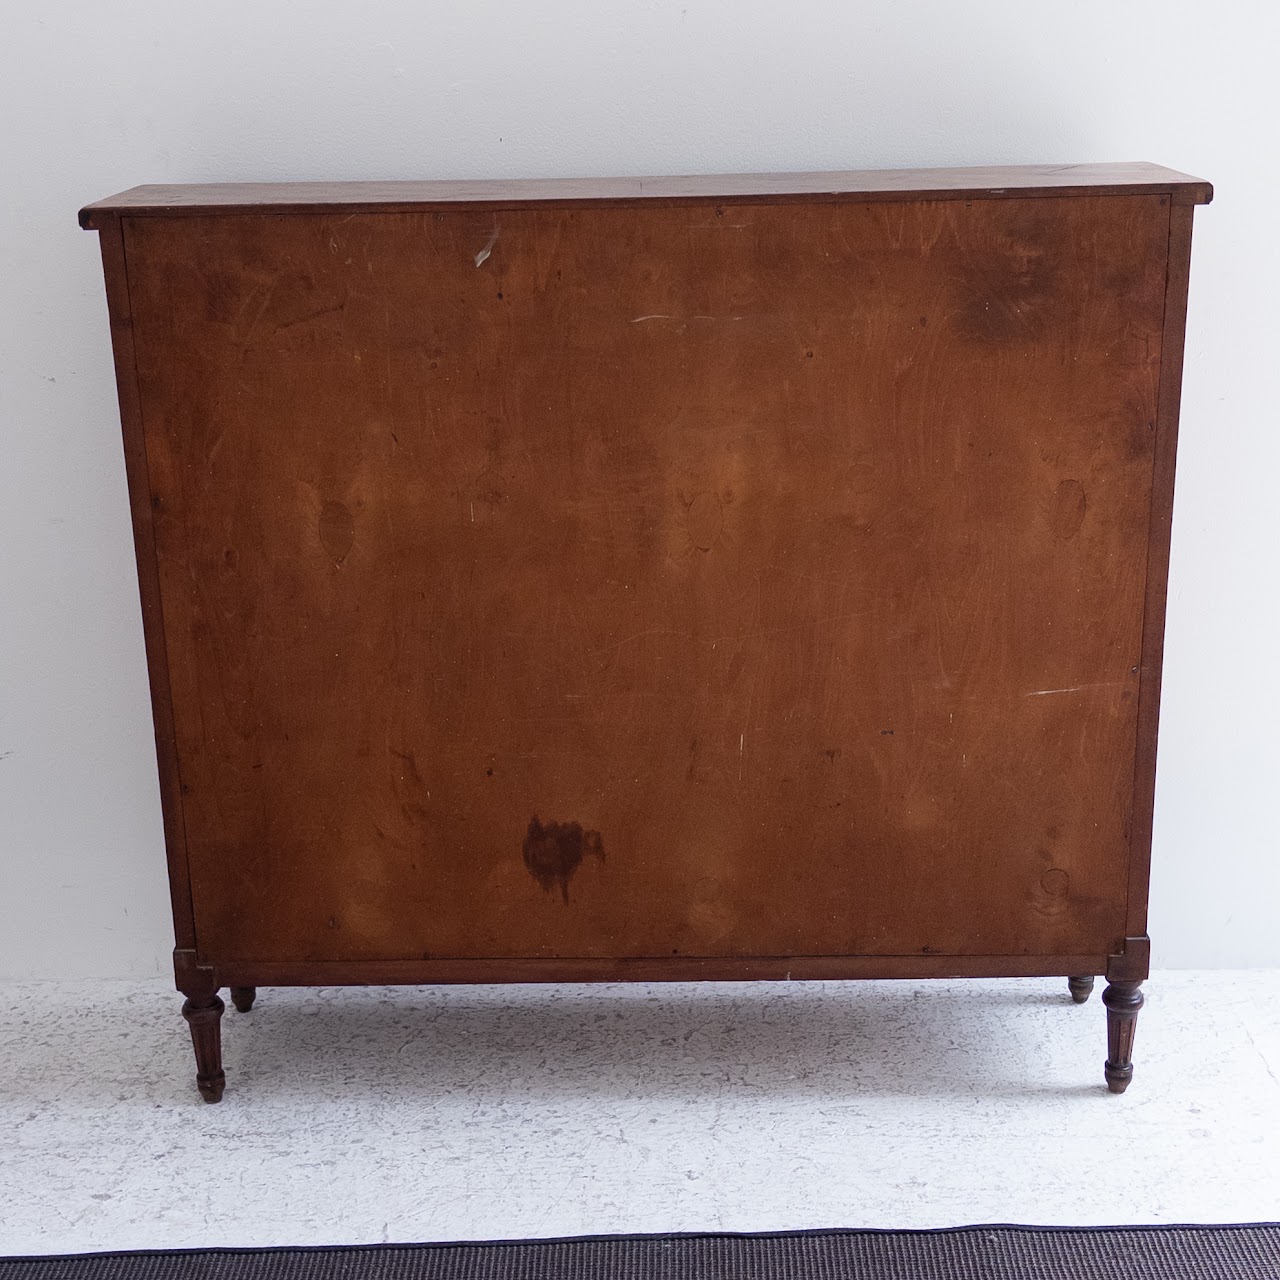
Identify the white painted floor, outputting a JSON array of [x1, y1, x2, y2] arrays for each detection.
[[2, 971, 1279, 1255]]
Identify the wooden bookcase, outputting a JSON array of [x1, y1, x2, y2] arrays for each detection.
[[81, 163, 1211, 1100]]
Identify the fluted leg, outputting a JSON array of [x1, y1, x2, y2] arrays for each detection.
[[1068, 975, 1095, 1004], [1102, 979, 1144, 1094], [181, 992, 226, 1102], [230, 986, 256, 1013]]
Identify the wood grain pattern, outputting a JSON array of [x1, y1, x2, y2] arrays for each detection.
[[94, 216, 197, 950], [119, 192, 1171, 967], [79, 162, 1212, 228]]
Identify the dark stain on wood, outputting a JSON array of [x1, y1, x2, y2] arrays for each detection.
[[523, 816, 605, 904]]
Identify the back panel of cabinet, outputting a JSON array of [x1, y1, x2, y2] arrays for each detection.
[[122, 193, 1170, 964]]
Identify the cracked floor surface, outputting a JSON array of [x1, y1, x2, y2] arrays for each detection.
[[2, 971, 1278, 1254]]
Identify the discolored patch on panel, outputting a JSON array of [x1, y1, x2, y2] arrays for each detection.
[[522, 817, 605, 905]]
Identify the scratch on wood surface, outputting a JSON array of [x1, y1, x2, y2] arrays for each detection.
[[272, 300, 345, 333], [629, 314, 747, 323], [207, 428, 226, 467], [474, 223, 499, 267], [1025, 681, 1122, 697]]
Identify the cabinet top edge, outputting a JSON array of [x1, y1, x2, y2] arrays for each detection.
[[79, 162, 1213, 228]]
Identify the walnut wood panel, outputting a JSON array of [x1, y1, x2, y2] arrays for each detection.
[[121, 193, 1170, 965]]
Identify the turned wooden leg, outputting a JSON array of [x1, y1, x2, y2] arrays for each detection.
[[230, 986, 256, 1013], [1102, 979, 1144, 1094], [1068, 975, 1096, 1004], [181, 992, 226, 1102]]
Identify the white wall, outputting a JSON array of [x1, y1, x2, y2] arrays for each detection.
[[2, 1, 1275, 978]]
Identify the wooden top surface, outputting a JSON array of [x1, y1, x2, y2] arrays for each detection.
[[80, 162, 1211, 227]]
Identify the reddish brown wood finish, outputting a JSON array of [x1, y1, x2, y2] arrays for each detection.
[[82, 165, 1209, 1098], [133, 195, 1159, 964], [174, 948, 225, 1101], [78, 162, 1212, 227], [95, 219, 197, 952], [212, 953, 1111, 988], [181, 993, 225, 1103], [1125, 203, 1198, 944]]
